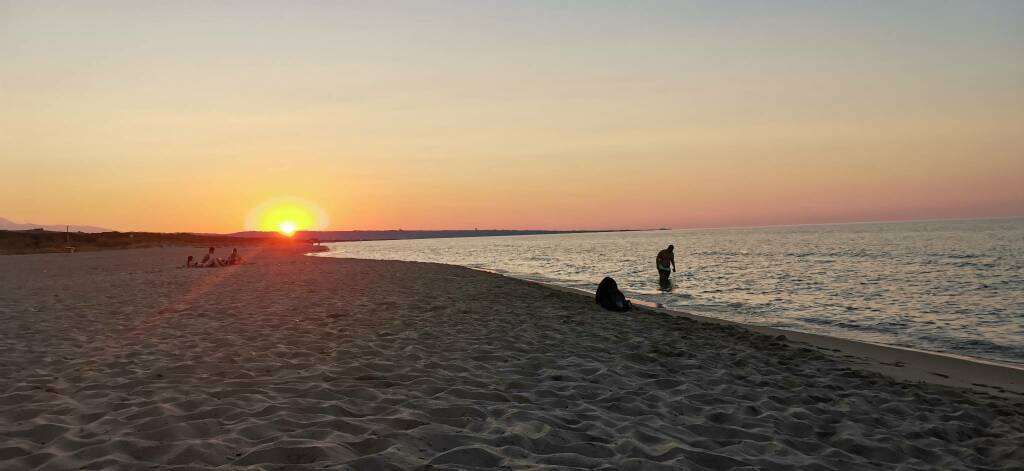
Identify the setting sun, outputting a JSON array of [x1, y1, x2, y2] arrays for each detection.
[[244, 196, 329, 235]]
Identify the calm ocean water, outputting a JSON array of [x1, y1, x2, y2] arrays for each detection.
[[317, 218, 1024, 364]]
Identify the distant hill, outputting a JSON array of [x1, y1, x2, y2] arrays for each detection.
[[229, 229, 619, 242], [0, 217, 110, 233]]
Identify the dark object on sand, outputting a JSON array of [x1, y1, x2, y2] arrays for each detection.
[[596, 277, 631, 312]]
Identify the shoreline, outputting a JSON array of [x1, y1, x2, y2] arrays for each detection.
[[314, 227, 1024, 372], [10, 246, 1024, 397], [315, 253, 1024, 398], [534, 281, 1024, 397]]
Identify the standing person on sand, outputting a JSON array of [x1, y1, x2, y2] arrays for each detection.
[[656, 245, 676, 285]]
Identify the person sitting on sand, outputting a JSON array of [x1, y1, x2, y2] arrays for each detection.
[[185, 255, 197, 268], [656, 244, 676, 285], [596, 277, 631, 312], [225, 248, 244, 265], [199, 247, 223, 267]]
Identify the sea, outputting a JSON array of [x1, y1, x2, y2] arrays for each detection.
[[316, 218, 1024, 365]]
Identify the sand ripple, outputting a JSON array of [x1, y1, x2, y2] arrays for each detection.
[[0, 248, 1022, 470]]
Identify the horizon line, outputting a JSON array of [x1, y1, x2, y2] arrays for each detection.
[[253, 214, 1024, 234], [4, 214, 1022, 235]]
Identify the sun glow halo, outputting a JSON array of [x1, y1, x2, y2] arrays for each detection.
[[244, 197, 329, 235]]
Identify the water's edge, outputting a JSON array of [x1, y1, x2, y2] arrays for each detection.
[[311, 220, 1024, 365], [310, 251, 1024, 377]]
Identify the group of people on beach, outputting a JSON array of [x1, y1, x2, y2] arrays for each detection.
[[596, 244, 677, 312], [185, 247, 244, 268]]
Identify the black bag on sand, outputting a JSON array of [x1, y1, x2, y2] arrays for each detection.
[[596, 277, 631, 312]]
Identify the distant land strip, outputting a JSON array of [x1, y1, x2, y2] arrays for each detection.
[[0, 230, 280, 255], [0, 228, 658, 255]]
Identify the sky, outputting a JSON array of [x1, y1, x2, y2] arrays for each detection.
[[1, 0, 1022, 233]]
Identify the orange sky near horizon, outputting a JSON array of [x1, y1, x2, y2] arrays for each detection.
[[1, 1, 1022, 233]]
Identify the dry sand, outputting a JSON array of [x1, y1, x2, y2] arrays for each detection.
[[1, 247, 1022, 470]]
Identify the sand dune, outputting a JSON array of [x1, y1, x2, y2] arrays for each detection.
[[0, 248, 1022, 470]]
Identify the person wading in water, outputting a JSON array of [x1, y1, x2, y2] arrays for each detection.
[[656, 245, 676, 286]]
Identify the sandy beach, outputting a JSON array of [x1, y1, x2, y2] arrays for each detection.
[[1, 247, 1022, 470]]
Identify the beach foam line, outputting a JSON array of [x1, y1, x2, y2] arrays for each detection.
[[520, 279, 1024, 398]]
